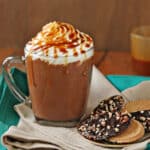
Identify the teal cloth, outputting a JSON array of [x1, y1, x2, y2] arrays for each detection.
[[145, 143, 150, 150], [0, 68, 29, 150], [107, 75, 150, 92], [0, 69, 150, 150]]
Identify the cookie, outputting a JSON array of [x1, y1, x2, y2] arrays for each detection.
[[78, 109, 131, 141], [77, 95, 132, 142], [123, 100, 150, 112], [131, 110, 150, 132], [109, 119, 145, 143], [78, 113, 131, 141], [123, 99, 150, 132]]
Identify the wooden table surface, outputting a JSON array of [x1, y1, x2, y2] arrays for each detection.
[[0, 49, 137, 75], [93, 50, 137, 75]]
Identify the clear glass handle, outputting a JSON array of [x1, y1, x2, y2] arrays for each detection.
[[2, 56, 30, 103]]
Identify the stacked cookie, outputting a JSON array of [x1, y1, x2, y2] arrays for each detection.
[[123, 100, 150, 133], [77, 95, 149, 144]]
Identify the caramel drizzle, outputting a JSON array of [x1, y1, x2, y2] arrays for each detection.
[[54, 47, 58, 58], [28, 22, 93, 56], [45, 49, 49, 56], [80, 44, 85, 54], [73, 48, 78, 56]]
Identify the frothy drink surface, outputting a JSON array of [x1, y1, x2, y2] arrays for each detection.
[[25, 21, 94, 122]]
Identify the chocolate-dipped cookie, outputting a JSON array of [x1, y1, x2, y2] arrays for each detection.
[[78, 112, 131, 141], [131, 110, 150, 132], [77, 95, 131, 141], [123, 99, 150, 132]]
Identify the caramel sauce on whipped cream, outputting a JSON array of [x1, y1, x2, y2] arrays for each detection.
[[25, 21, 94, 64]]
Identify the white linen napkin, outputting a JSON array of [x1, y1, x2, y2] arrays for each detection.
[[2, 66, 150, 150]]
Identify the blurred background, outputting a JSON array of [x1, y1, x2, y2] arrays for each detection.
[[1, 0, 150, 52]]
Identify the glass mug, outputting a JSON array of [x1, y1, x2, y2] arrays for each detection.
[[2, 47, 94, 127]]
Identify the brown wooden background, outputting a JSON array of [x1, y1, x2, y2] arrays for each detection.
[[1, 0, 150, 51]]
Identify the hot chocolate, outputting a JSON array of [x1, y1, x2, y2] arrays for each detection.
[[25, 22, 94, 125]]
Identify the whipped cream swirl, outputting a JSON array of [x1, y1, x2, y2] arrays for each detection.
[[25, 21, 94, 64]]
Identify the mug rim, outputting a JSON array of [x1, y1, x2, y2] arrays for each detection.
[[131, 25, 150, 40]]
